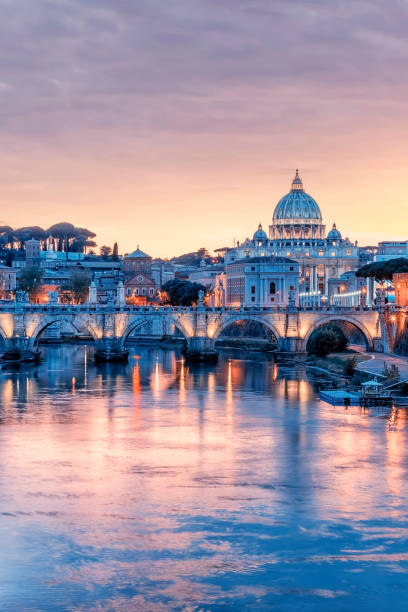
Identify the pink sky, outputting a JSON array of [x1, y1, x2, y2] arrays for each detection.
[[1, 1, 407, 257]]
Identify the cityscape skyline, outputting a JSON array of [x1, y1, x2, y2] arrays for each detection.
[[1, 1, 408, 257], [1, 166, 406, 258]]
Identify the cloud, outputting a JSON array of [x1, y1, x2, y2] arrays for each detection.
[[0, 0, 407, 254], [0, 0, 407, 145]]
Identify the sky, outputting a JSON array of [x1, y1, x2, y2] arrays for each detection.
[[0, 0, 407, 257]]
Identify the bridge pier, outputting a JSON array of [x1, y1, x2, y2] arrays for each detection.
[[94, 338, 129, 363], [1, 335, 39, 361], [183, 336, 219, 364], [277, 336, 306, 354]]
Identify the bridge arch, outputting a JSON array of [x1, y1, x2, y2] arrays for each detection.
[[28, 316, 100, 349], [302, 315, 374, 351], [214, 314, 281, 344], [119, 315, 191, 349]]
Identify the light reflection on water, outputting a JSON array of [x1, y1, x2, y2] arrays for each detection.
[[0, 344, 408, 611]]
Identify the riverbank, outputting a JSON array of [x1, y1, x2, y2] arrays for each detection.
[[306, 349, 371, 376], [215, 338, 276, 352]]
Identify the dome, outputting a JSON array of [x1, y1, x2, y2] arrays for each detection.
[[327, 222, 342, 240], [253, 223, 267, 241], [273, 170, 322, 223]]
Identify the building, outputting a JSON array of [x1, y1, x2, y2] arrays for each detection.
[[225, 171, 361, 298], [187, 262, 225, 292], [376, 241, 408, 262], [223, 256, 299, 307], [394, 273, 408, 306], [326, 271, 368, 308], [25, 239, 41, 266], [125, 273, 157, 305], [124, 247, 152, 278], [151, 259, 175, 288], [0, 265, 17, 298]]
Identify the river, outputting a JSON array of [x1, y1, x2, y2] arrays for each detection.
[[0, 344, 407, 611]]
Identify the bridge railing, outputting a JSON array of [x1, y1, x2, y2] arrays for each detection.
[[0, 301, 394, 314]]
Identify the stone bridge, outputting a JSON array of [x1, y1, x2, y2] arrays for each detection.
[[0, 299, 397, 361]]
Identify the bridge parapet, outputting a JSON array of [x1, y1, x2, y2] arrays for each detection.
[[0, 302, 393, 361]]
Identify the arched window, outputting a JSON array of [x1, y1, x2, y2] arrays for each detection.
[[270, 282, 276, 295]]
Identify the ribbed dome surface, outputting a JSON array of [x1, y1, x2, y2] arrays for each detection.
[[273, 170, 322, 222], [253, 223, 267, 241], [327, 223, 342, 240]]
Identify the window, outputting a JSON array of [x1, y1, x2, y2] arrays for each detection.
[[127, 288, 131, 296], [135, 288, 139, 295], [251, 266, 255, 271], [290, 266, 294, 271], [290, 285, 294, 290], [142, 288, 146, 295], [251, 296, 255, 302], [270, 297, 274, 302], [270, 282, 276, 294], [286, 252, 291, 257], [331, 251, 336, 256], [251, 285, 256, 294], [149, 288, 154, 295], [346, 249, 351, 256]]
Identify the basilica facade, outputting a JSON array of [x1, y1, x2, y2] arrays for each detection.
[[224, 171, 361, 301]]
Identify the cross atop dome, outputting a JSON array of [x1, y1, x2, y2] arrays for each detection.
[[291, 169, 303, 191]]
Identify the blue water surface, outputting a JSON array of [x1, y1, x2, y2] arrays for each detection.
[[0, 344, 407, 611]]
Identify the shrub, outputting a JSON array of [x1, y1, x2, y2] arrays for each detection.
[[307, 328, 339, 357], [307, 324, 349, 357], [399, 381, 408, 396], [382, 362, 400, 381], [344, 356, 358, 376]]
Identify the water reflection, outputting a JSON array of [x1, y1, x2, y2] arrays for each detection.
[[0, 344, 407, 611]]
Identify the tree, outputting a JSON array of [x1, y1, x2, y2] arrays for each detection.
[[47, 222, 76, 252], [307, 328, 339, 357], [68, 269, 91, 304], [46, 222, 96, 252], [112, 242, 119, 261], [18, 266, 43, 300], [100, 245, 112, 259], [356, 258, 408, 282], [382, 362, 400, 381], [344, 356, 358, 376], [13, 226, 47, 248], [0, 226, 15, 249], [161, 279, 206, 306], [307, 323, 348, 357], [171, 248, 211, 267]]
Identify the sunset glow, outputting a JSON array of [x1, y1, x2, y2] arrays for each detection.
[[1, 2, 407, 256]]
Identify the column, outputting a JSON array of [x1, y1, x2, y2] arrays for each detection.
[[366, 277, 371, 307]]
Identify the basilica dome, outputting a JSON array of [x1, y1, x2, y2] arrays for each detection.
[[273, 170, 322, 223], [327, 223, 342, 240], [253, 223, 268, 241]]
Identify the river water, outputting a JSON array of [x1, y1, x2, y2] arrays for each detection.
[[0, 344, 407, 611]]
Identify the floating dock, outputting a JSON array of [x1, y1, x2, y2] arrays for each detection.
[[320, 389, 393, 407], [319, 390, 361, 406]]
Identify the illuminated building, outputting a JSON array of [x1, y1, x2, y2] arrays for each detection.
[[225, 170, 362, 301]]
